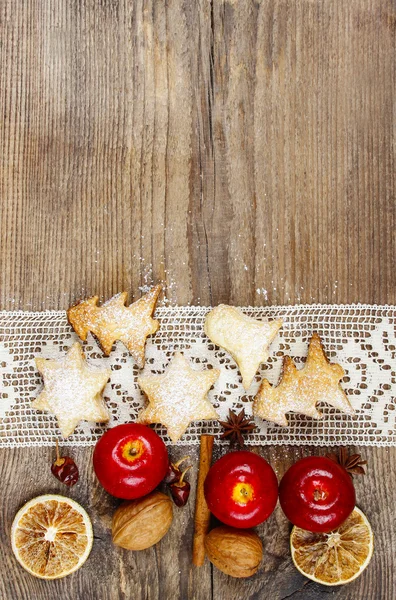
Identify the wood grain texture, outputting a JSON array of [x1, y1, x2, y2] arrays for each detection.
[[0, 0, 395, 598]]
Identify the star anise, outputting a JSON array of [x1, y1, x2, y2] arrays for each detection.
[[326, 447, 367, 478], [219, 408, 257, 447]]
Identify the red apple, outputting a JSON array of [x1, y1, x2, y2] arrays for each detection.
[[279, 456, 356, 533], [204, 451, 278, 528], [93, 423, 168, 499]]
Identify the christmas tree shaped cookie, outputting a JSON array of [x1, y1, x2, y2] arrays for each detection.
[[253, 333, 354, 426], [67, 285, 161, 368]]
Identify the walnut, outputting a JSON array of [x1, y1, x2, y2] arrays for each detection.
[[204, 526, 263, 578], [112, 491, 173, 550]]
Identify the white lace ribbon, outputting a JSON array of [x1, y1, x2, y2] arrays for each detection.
[[0, 304, 395, 447]]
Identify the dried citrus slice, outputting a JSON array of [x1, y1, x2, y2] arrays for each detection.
[[290, 507, 373, 586], [11, 494, 93, 579]]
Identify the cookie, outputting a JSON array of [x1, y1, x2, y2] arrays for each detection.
[[204, 304, 282, 390], [32, 343, 111, 437], [137, 352, 219, 443], [253, 333, 354, 426], [67, 285, 161, 368]]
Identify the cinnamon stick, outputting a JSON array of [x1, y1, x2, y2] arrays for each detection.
[[192, 434, 214, 566]]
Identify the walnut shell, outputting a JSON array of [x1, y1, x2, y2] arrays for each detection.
[[204, 526, 263, 578], [112, 491, 173, 550]]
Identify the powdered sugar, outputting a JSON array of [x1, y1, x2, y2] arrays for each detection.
[[33, 343, 110, 437], [68, 288, 160, 367], [256, 288, 269, 301], [253, 334, 354, 426], [138, 352, 219, 442]]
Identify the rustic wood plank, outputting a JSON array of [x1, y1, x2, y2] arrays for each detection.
[[209, 0, 396, 308], [0, 0, 395, 598], [2, 0, 394, 312]]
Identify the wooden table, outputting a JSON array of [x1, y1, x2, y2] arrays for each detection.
[[1, 1, 395, 598]]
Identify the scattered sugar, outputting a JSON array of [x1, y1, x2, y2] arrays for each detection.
[[138, 285, 152, 294], [256, 288, 268, 301]]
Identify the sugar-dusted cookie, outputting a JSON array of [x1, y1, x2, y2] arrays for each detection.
[[32, 342, 111, 437], [67, 285, 161, 368], [204, 304, 282, 390], [137, 352, 220, 443], [253, 333, 354, 426]]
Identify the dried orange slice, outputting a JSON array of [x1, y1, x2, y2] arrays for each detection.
[[290, 507, 373, 586], [11, 494, 93, 579]]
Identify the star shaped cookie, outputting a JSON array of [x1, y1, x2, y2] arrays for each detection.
[[32, 342, 111, 437], [253, 333, 354, 426], [67, 285, 161, 368], [137, 352, 220, 442], [204, 304, 283, 390]]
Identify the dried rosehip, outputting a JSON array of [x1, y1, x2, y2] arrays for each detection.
[[169, 466, 192, 507], [51, 441, 79, 487], [163, 456, 190, 485]]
